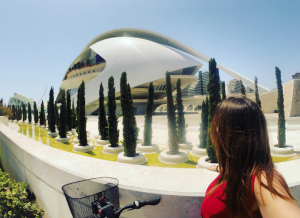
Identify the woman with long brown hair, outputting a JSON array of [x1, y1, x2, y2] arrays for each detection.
[[201, 97, 300, 218]]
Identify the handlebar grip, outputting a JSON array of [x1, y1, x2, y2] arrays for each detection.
[[139, 196, 161, 208]]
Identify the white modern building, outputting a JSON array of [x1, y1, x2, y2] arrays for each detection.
[[56, 28, 270, 115]]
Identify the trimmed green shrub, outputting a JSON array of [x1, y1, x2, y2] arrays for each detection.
[[107, 76, 119, 147], [206, 58, 221, 163], [28, 103, 32, 123], [275, 67, 286, 148], [22, 105, 26, 122], [59, 94, 67, 138], [33, 102, 38, 124], [98, 82, 108, 140], [176, 79, 187, 144], [143, 82, 154, 145], [66, 92, 72, 131], [199, 96, 208, 148], [48, 87, 56, 133], [78, 81, 88, 146], [240, 80, 246, 96], [12, 105, 16, 120], [76, 87, 81, 140], [39, 101, 45, 125], [221, 81, 226, 100], [120, 72, 138, 157], [71, 99, 76, 129], [166, 72, 179, 154], [0, 168, 44, 217], [254, 76, 262, 109], [54, 101, 59, 127]]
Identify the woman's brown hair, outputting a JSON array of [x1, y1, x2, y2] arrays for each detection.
[[209, 96, 294, 217]]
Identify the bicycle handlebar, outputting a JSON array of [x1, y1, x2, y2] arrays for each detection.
[[114, 196, 161, 216]]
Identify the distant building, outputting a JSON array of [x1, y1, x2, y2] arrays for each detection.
[[229, 79, 242, 94], [179, 71, 223, 98], [229, 79, 254, 94], [292, 72, 300, 79], [245, 87, 254, 93]]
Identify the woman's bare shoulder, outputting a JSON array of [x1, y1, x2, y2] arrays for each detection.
[[254, 171, 300, 218]]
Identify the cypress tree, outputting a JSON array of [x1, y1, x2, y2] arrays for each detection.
[[275, 67, 286, 148], [16, 106, 18, 120], [176, 79, 187, 143], [240, 80, 246, 96], [221, 81, 226, 100], [12, 105, 15, 120], [48, 87, 56, 133], [199, 71, 204, 95], [120, 72, 137, 157], [59, 94, 67, 138], [22, 104, 27, 122], [78, 81, 88, 146], [71, 99, 76, 129], [66, 92, 72, 131], [98, 82, 108, 140], [143, 82, 154, 145], [18, 106, 21, 121], [166, 72, 179, 155], [54, 102, 59, 127], [199, 96, 208, 148], [76, 87, 81, 140], [254, 76, 262, 109], [206, 58, 221, 163], [34, 102, 38, 124], [40, 101, 45, 126], [107, 76, 118, 147], [28, 103, 32, 123]]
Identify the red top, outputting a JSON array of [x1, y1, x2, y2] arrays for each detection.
[[201, 174, 261, 218]]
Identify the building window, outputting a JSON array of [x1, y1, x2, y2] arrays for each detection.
[[93, 70, 95, 72]]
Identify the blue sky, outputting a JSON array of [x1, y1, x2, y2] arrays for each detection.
[[0, 0, 299, 105]]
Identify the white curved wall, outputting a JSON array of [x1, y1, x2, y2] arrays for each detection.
[[1, 123, 299, 218], [71, 37, 202, 107]]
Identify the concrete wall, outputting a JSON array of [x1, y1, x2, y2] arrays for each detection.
[[283, 79, 300, 117], [0, 116, 8, 126], [0, 123, 300, 218]]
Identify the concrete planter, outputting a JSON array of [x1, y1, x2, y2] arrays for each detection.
[[271, 145, 295, 157], [28, 122, 31, 124], [55, 136, 71, 143], [189, 146, 207, 157], [95, 139, 109, 146], [196, 156, 218, 169], [0, 116, 8, 126], [72, 137, 91, 144], [47, 132, 58, 137], [94, 134, 101, 140], [67, 131, 74, 136], [102, 144, 124, 155], [136, 138, 143, 143], [178, 142, 193, 150], [73, 144, 95, 152], [136, 143, 160, 154], [158, 150, 189, 164], [117, 152, 147, 165]]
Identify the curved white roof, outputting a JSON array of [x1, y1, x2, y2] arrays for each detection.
[[71, 37, 201, 107], [64, 28, 269, 92]]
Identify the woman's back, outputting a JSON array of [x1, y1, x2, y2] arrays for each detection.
[[201, 174, 261, 218]]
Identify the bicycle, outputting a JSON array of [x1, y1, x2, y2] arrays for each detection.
[[62, 177, 161, 218]]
